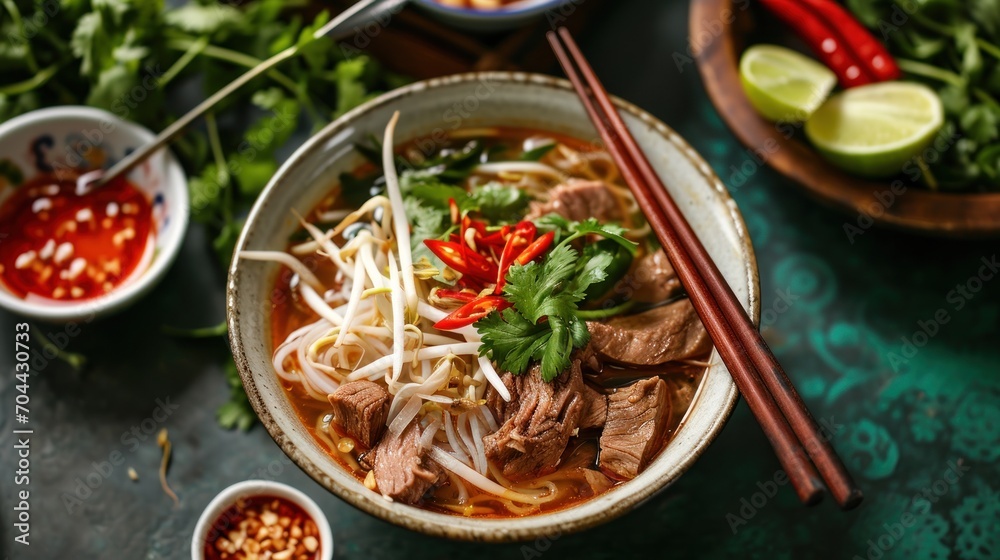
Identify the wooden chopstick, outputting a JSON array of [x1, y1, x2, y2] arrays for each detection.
[[548, 28, 862, 509]]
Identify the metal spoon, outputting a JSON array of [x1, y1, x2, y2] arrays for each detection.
[[78, 0, 410, 195]]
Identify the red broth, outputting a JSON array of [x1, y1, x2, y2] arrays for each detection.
[[204, 495, 320, 560], [0, 173, 153, 301]]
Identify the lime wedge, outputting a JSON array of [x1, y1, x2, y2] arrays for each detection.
[[740, 44, 837, 123], [805, 82, 944, 177]]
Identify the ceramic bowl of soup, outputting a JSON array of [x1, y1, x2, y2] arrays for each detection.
[[413, 0, 572, 32], [228, 72, 759, 541], [0, 106, 188, 322]]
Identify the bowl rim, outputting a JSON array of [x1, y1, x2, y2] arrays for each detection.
[[690, 0, 1000, 238], [228, 71, 757, 541], [0, 105, 190, 321], [190, 479, 334, 560]]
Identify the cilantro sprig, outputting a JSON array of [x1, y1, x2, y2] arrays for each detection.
[[476, 218, 637, 382]]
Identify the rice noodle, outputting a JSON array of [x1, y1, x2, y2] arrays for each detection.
[[346, 342, 481, 382], [428, 446, 551, 504], [299, 282, 344, 326], [478, 356, 510, 402], [386, 395, 422, 438], [382, 112, 419, 315], [240, 251, 323, 291], [420, 419, 442, 449], [474, 162, 565, 181], [387, 251, 405, 383]]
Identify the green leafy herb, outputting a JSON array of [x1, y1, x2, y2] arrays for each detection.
[[477, 242, 616, 382], [535, 214, 638, 255], [464, 182, 530, 223], [218, 361, 256, 431], [519, 142, 556, 161]]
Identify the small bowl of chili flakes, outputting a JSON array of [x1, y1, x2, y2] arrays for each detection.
[[0, 106, 189, 322], [192, 480, 333, 560]]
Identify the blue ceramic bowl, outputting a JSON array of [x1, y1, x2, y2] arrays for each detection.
[[412, 0, 574, 32]]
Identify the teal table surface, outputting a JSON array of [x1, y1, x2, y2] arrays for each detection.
[[1, 1, 998, 559]]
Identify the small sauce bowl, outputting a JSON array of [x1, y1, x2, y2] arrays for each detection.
[[192, 480, 334, 560], [0, 106, 188, 322]]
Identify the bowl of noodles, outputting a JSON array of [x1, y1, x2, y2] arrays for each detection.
[[228, 72, 759, 541]]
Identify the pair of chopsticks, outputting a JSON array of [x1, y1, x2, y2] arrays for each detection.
[[547, 28, 862, 509]]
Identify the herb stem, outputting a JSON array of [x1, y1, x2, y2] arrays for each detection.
[[31, 326, 87, 370], [0, 65, 58, 96], [896, 58, 965, 87], [166, 38, 320, 121], [915, 157, 938, 190], [973, 88, 1000, 110], [205, 113, 233, 224], [977, 38, 1000, 61], [159, 35, 209, 87], [575, 299, 637, 319], [162, 322, 228, 338], [1, 0, 38, 73]]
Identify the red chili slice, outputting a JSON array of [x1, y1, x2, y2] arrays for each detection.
[[435, 289, 477, 303], [516, 230, 555, 265], [434, 295, 511, 330], [479, 225, 510, 247], [495, 222, 538, 293], [424, 239, 498, 281]]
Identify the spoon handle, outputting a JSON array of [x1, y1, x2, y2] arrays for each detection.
[[95, 0, 397, 187]]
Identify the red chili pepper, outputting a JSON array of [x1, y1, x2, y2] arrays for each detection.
[[448, 198, 460, 225], [434, 295, 511, 330], [516, 230, 555, 265], [759, 0, 900, 88], [495, 222, 537, 292], [479, 225, 510, 247], [435, 289, 478, 303], [424, 239, 498, 281]]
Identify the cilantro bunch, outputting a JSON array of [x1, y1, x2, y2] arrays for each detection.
[[477, 218, 637, 382]]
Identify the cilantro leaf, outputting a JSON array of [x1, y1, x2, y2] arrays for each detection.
[[479, 243, 613, 382], [503, 244, 580, 323], [477, 308, 551, 376], [463, 182, 529, 223], [535, 214, 638, 255]]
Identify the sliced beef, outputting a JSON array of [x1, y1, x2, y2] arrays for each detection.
[[599, 377, 670, 479], [586, 299, 710, 367], [526, 180, 624, 223], [328, 380, 391, 449], [579, 384, 608, 430], [629, 249, 682, 303], [371, 420, 442, 504], [483, 359, 586, 480]]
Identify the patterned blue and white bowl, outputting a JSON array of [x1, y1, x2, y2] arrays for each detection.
[[413, 0, 574, 32], [0, 106, 189, 322]]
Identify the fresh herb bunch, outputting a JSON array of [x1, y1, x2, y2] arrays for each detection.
[[0, 0, 405, 428], [476, 218, 637, 382], [847, 0, 1000, 191]]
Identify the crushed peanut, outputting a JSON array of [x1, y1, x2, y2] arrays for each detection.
[[207, 497, 320, 560]]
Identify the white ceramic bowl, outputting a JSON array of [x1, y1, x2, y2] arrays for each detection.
[[413, 0, 572, 32], [191, 480, 334, 560], [0, 106, 189, 322], [228, 72, 759, 541]]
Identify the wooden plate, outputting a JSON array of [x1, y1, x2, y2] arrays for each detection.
[[690, 0, 1000, 238]]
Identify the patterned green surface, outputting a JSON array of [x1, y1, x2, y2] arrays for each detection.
[[0, 1, 997, 559]]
